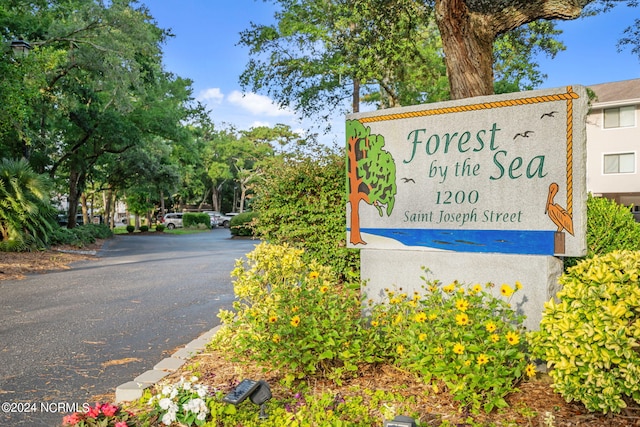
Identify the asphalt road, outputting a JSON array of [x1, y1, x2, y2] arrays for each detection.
[[0, 230, 258, 426]]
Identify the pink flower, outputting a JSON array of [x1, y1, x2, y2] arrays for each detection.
[[100, 403, 119, 417], [62, 413, 81, 425], [86, 403, 101, 418], [115, 422, 128, 427]]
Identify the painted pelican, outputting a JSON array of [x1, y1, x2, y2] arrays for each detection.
[[545, 182, 574, 236]]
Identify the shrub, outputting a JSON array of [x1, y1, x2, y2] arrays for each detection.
[[49, 224, 112, 247], [155, 224, 165, 232], [251, 149, 359, 281], [529, 250, 640, 414], [0, 158, 57, 251], [229, 212, 258, 237], [366, 273, 533, 413], [215, 243, 370, 383], [126, 225, 135, 233], [183, 212, 210, 229], [139, 225, 149, 232], [564, 194, 640, 270]]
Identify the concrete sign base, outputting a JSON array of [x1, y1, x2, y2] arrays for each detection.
[[361, 248, 563, 331]]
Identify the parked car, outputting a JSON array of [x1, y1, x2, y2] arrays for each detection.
[[162, 212, 183, 229], [204, 211, 232, 228], [206, 212, 221, 228]]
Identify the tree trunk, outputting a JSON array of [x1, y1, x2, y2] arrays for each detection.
[[434, 0, 586, 100], [67, 168, 85, 229], [435, 0, 494, 99]]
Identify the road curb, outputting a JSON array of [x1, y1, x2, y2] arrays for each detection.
[[114, 325, 221, 403]]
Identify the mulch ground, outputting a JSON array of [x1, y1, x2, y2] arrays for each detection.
[[3, 240, 640, 426]]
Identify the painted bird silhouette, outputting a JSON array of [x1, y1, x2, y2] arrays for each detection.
[[545, 182, 574, 235], [401, 177, 415, 183], [541, 111, 558, 119], [513, 131, 534, 140]]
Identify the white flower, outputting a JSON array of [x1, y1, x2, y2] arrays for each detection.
[[195, 384, 208, 398], [182, 382, 192, 391], [161, 412, 175, 426], [197, 411, 207, 421], [190, 376, 199, 383], [162, 385, 172, 395], [158, 397, 172, 411]]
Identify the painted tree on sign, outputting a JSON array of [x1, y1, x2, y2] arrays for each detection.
[[346, 120, 397, 245]]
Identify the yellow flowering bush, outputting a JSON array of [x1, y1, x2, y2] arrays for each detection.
[[529, 250, 640, 414], [365, 272, 532, 413], [215, 243, 370, 383]]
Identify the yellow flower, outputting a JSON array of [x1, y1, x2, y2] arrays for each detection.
[[320, 285, 329, 293], [477, 354, 489, 365], [453, 343, 465, 355], [490, 334, 500, 343], [464, 360, 471, 366], [370, 320, 379, 327], [269, 315, 278, 324], [443, 283, 456, 293], [515, 281, 523, 290], [500, 284, 514, 297], [408, 300, 417, 308], [272, 334, 281, 343], [392, 313, 403, 325], [428, 313, 437, 321], [455, 313, 469, 326], [455, 299, 469, 312], [419, 333, 427, 341], [485, 321, 497, 333], [435, 346, 444, 354], [396, 344, 405, 355], [526, 363, 537, 378], [506, 331, 520, 345], [414, 312, 427, 323], [309, 271, 320, 279], [470, 284, 483, 294], [290, 315, 301, 327]]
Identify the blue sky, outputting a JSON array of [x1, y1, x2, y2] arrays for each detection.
[[145, 1, 640, 144]]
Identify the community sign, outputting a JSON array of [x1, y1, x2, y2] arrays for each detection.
[[346, 86, 588, 256]]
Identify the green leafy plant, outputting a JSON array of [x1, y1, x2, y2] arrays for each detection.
[[529, 250, 640, 413], [155, 224, 166, 232], [139, 225, 149, 232], [215, 242, 370, 383], [126, 225, 135, 233], [50, 224, 112, 247], [183, 213, 210, 229], [61, 402, 138, 426], [229, 211, 258, 236], [252, 149, 359, 281], [144, 376, 212, 426], [0, 158, 57, 251], [564, 194, 640, 270], [365, 272, 534, 413]]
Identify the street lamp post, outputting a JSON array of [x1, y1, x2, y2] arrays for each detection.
[[10, 38, 31, 58]]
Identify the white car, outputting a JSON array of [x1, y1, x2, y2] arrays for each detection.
[[205, 211, 232, 228], [162, 212, 183, 229]]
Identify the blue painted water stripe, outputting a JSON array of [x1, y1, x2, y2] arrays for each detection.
[[349, 228, 556, 255]]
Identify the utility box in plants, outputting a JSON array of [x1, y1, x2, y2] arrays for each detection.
[[346, 86, 589, 330]]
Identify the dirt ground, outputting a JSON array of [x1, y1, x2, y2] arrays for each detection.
[[3, 242, 640, 426], [0, 240, 105, 282]]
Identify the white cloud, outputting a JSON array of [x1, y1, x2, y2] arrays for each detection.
[[197, 88, 224, 104], [250, 120, 272, 128], [228, 91, 294, 117]]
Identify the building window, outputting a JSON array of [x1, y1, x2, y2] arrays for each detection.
[[603, 152, 635, 174], [603, 105, 635, 128]]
